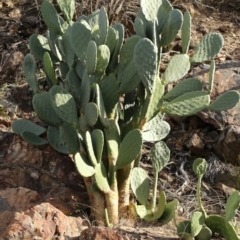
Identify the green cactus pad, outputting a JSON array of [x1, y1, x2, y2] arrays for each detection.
[[80, 70, 91, 112], [150, 141, 170, 173], [21, 131, 48, 145], [156, 0, 173, 35], [23, 54, 38, 93], [159, 9, 183, 47], [70, 21, 92, 63], [158, 199, 178, 224], [196, 226, 212, 240], [79, 115, 90, 133], [208, 60, 215, 94], [46, 30, 63, 61], [66, 69, 82, 106], [108, 23, 124, 73], [191, 33, 224, 63], [60, 122, 79, 154], [47, 30, 62, 62], [76, 60, 85, 79], [104, 118, 120, 162], [95, 162, 111, 193], [95, 84, 109, 127], [86, 40, 97, 74], [193, 158, 207, 178], [208, 90, 240, 112], [145, 78, 164, 122], [118, 61, 141, 94], [49, 85, 78, 126], [134, 38, 158, 94], [191, 211, 204, 237], [47, 126, 69, 154], [62, 26, 75, 68], [91, 129, 104, 163], [138, 191, 167, 221], [74, 151, 95, 177], [205, 215, 240, 240], [143, 114, 170, 142], [181, 10, 191, 54], [41, 0, 63, 35], [99, 6, 109, 44], [100, 74, 119, 117], [131, 167, 149, 205], [118, 35, 141, 82], [59, 62, 69, 80], [84, 102, 98, 127], [225, 190, 240, 222], [12, 119, 46, 136], [163, 78, 202, 102], [105, 26, 117, 54], [177, 220, 192, 236], [162, 54, 190, 85], [162, 91, 210, 116], [95, 44, 110, 75], [116, 129, 142, 169], [134, 204, 152, 220], [140, 0, 161, 22], [134, 17, 146, 38], [43, 52, 57, 85], [56, 0, 75, 22], [29, 34, 53, 61], [32, 92, 63, 127], [85, 131, 98, 166]]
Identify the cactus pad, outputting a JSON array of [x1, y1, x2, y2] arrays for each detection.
[[74, 151, 95, 177], [150, 141, 170, 173], [21, 131, 48, 145], [208, 90, 240, 112], [23, 54, 38, 93], [12, 119, 46, 136], [49, 85, 78, 126], [162, 91, 210, 116], [134, 38, 158, 94], [191, 33, 224, 63], [162, 54, 190, 85], [225, 190, 240, 222], [32, 92, 63, 127], [163, 78, 202, 102], [181, 10, 191, 54], [131, 167, 149, 205], [116, 129, 142, 169]]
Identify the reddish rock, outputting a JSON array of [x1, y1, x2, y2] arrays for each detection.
[[214, 125, 240, 165], [185, 133, 205, 155], [80, 227, 124, 240], [0, 188, 86, 239]]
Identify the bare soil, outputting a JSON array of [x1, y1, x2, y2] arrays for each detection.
[[0, 0, 240, 239]]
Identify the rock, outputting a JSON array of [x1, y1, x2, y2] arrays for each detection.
[[0, 187, 86, 239], [214, 125, 240, 165], [184, 133, 205, 155], [80, 227, 124, 240]]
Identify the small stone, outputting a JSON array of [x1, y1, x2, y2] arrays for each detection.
[[185, 133, 204, 155]]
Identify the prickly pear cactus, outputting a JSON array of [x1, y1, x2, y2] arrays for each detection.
[[12, 0, 240, 227]]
